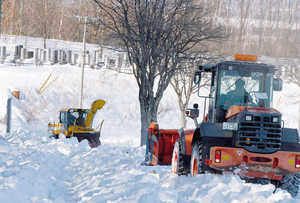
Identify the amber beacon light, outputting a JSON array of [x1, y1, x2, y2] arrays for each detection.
[[234, 54, 257, 62]]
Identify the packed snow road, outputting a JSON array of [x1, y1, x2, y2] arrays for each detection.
[[0, 131, 299, 203]]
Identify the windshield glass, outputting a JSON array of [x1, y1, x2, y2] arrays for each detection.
[[217, 67, 273, 110], [67, 109, 89, 126]]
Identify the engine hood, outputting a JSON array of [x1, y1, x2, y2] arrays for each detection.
[[226, 105, 281, 120]]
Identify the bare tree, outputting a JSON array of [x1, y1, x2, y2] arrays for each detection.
[[236, 0, 253, 53], [32, 0, 62, 48], [93, 0, 224, 145], [170, 59, 208, 128], [282, 40, 300, 87], [171, 53, 227, 128], [171, 61, 198, 128], [1, 0, 18, 35], [0, 0, 2, 35], [1, 0, 300, 59]]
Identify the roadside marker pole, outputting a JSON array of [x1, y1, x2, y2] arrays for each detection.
[[38, 77, 58, 94], [38, 74, 52, 94], [276, 96, 283, 109], [6, 97, 11, 133]]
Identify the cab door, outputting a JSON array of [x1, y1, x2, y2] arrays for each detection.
[[60, 112, 68, 130], [208, 71, 218, 122]]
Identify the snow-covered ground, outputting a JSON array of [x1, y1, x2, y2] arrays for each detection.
[[0, 35, 300, 202]]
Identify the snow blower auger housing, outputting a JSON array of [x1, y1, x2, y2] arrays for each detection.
[[145, 54, 300, 196], [47, 100, 106, 148]]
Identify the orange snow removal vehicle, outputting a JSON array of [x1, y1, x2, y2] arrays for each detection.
[[145, 54, 300, 196], [47, 100, 106, 148]]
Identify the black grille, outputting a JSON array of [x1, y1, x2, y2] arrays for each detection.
[[238, 114, 282, 153], [254, 116, 261, 122]]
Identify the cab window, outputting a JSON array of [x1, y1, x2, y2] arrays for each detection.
[[217, 68, 272, 110], [60, 112, 67, 123]]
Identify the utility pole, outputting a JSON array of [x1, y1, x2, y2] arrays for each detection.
[[79, 17, 87, 109], [62, 14, 89, 108], [62, 14, 100, 108]]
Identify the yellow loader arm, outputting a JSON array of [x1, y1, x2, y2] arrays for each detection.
[[85, 100, 106, 128]]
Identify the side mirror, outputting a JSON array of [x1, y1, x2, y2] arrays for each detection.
[[194, 71, 202, 84], [273, 78, 283, 91]]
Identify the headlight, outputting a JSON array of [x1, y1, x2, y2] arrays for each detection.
[[245, 115, 253, 121], [272, 116, 279, 123]]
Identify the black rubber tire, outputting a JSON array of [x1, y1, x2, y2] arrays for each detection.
[[279, 173, 300, 197], [171, 140, 186, 175], [190, 141, 204, 176]]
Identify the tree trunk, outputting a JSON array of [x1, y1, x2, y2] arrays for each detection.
[[140, 103, 151, 146], [139, 85, 164, 146], [237, 0, 244, 53], [180, 104, 187, 128]]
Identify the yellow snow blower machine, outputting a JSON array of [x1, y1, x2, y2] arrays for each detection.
[[47, 100, 106, 148]]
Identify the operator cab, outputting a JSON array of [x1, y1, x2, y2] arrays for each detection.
[[59, 108, 89, 129], [195, 54, 283, 123]]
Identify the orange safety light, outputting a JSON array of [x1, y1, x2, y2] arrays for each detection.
[[295, 155, 300, 168], [234, 54, 257, 62], [186, 110, 190, 116], [215, 150, 221, 163]]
